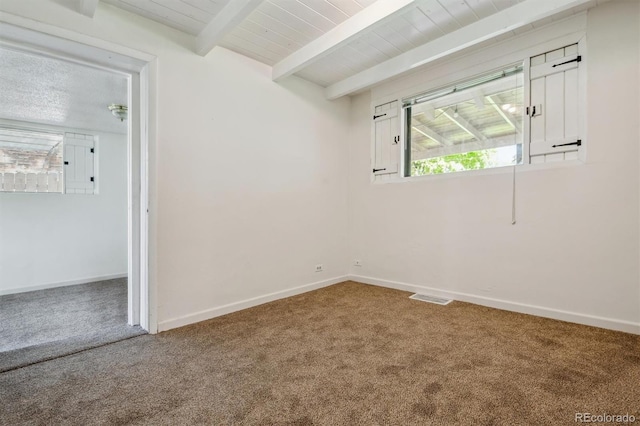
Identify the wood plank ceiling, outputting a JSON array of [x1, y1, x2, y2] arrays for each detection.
[[219, 0, 378, 69], [98, 0, 605, 94], [101, 0, 230, 35]]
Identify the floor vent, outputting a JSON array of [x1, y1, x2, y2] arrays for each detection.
[[409, 294, 452, 305]]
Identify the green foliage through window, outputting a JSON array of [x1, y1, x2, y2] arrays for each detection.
[[405, 65, 524, 177], [412, 150, 491, 175], [411, 145, 519, 176]]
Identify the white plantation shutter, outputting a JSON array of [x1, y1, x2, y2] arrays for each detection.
[[529, 44, 582, 163], [64, 134, 96, 194], [372, 100, 400, 179]]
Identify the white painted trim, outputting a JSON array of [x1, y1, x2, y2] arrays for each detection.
[[0, 273, 127, 296], [0, 117, 120, 140], [272, 0, 415, 82], [325, 0, 594, 99], [158, 276, 348, 332], [77, 0, 100, 18], [195, 0, 262, 57], [139, 62, 153, 333], [0, 16, 156, 333], [349, 275, 640, 335], [0, 13, 154, 70], [127, 71, 141, 327]]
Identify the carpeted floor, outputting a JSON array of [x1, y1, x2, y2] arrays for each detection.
[[0, 278, 146, 372], [1, 281, 638, 425]]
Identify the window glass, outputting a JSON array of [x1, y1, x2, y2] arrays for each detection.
[[0, 127, 64, 192], [404, 65, 524, 176]]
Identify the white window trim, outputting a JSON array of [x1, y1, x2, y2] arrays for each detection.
[[377, 159, 585, 186], [369, 13, 588, 184]]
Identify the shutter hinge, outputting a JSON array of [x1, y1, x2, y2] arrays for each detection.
[[552, 55, 581, 68], [90, 148, 94, 153], [373, 113, 387, 120], [64, 161, 69, 165], [90, 177, 95, 182], [373, 168, 386, 173], [552, 140, 582, 148]]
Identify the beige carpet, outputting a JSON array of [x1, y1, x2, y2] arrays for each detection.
[[1, 281, 638, 425]]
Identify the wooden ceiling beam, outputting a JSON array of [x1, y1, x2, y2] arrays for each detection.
[[441, 108, 486, 142], [272, 0, 416, 82], [77, 0, 99, 18], [325, 0, 593, 99], [485, 95, 522, 134], [412, 125, 450, 146], [196, 0, 262, 57]]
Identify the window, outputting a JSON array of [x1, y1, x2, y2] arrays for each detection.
[[0, 127, 64, 192], [403, 64, 524, 177], [0, 126, 97, 194], [371, 42, 584, 179]]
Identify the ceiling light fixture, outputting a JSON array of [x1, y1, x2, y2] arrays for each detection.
[[108, 104, 128, 122]]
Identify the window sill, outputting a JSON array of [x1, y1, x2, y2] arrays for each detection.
[[373, 159, 585, 185]]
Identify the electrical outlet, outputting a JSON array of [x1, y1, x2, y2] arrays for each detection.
[[354, 260, 362, 267], [315, 264, 323, 272]]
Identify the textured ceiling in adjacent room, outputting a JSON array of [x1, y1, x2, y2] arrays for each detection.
[[0, 47, 128, 134]]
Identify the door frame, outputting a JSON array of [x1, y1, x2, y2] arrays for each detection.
[[0, 14, 157, 333]]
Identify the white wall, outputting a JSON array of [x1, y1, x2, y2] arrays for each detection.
[[0, 1, 351, 329], [0, 131, 127, 294], [348, 1, 640, 333], [155, 49, 350, 328], [2, 0, 636, 335]]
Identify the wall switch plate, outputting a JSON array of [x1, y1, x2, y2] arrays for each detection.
[[315, 264, 323, 272]]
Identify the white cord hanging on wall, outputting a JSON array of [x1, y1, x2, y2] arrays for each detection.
[[512, 165, 517, 225]]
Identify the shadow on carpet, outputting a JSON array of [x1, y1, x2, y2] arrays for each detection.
[[0, 324, 146, 373]]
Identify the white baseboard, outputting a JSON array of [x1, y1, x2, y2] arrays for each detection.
[[0, 273, 128, 296], [349, 274, 640, 335], [158, 275, 349, 332]]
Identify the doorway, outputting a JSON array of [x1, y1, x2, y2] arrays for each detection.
[[0, 19, 153, 369]]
